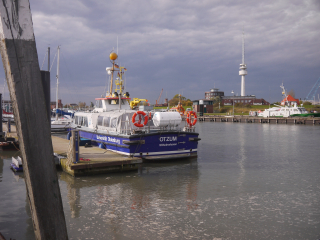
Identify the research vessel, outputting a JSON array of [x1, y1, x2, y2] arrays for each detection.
[[70, 52, 200, 160]]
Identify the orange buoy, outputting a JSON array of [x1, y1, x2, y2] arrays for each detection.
[[132, 111, 148, 127], [186, 111, 197, 127]]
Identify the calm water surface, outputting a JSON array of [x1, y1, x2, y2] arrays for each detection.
[[0, 122, 320, 239]]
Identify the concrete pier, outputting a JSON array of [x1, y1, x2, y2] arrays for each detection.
[[197, 116, 320, 125], [3, 124, 142, 176]]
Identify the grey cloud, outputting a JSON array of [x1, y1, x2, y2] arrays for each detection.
[[0, 0, 319, 105]]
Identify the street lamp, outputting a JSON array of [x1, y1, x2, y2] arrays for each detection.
[[231, 90, 234, 116]]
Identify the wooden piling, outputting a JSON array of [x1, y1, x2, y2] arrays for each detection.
[[0, 1, 68, 239]]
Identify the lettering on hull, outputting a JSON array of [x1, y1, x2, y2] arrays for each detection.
[[96, 135, 121, 144]]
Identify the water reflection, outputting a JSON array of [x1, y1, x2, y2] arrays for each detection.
[[59, 159, 199, 239], [0, 158, 3, 183], [0, 151, 20, 183], [60, 173, 82, 218], [237, 125, 247, 190]]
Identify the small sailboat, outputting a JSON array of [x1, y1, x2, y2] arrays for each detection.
[[51, 46, 73, 132]]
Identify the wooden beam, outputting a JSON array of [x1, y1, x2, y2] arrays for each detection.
[[0, 1, 68, 239]]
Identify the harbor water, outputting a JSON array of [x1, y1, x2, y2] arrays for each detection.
[[0, 122, 319, 239]]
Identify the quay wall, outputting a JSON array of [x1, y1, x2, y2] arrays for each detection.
[[196, 116, 320, 125]]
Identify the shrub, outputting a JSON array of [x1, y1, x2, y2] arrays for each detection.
[[219, 108, 228, 113], [303, 101, 312, 105], [235, 103, 244, 107]]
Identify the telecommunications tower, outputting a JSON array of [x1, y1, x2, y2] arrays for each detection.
[[239, 31, 247, 96]]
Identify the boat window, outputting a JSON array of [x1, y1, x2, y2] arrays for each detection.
[[82, 117, 88, 127], [103, 117, 110, 127], [75, 116, 79, 125], [75, 116, 88, 127], [97, 116, 103, 126], [96, 100, 102, 108], [109, 99, 118, 105], [111, 117, 117, 128]]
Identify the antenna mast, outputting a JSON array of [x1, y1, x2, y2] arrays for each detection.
[[242, 31, 245, 64], [239, 30, 247, 96]]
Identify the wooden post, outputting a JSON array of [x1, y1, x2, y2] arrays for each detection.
[[0, 1, 68, 239], [7, 118, 11, 133], [72, 130, 79, 163], [0, 93, 3, 137], [40, 71, 51, 122]]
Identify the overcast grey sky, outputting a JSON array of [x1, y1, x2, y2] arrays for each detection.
[[1, 0, 320, 105]]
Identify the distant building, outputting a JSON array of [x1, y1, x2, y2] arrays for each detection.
[[222, 96, 269, 106], [155, 98, 168, 107], [68, 103, 78, 109], [192, 99, 213, 114], [281, 95, 299, 106], [50, 99, 63, 109], [205, 88, 224, 99]]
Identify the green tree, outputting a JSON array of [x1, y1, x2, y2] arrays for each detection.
[[78, 102, 86, 109], [169, 94, 188, 106], [210, 96, 221, 104]]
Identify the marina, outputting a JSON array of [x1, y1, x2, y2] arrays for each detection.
[[0, 0, 319, 239], [1, 122, 319, 239]]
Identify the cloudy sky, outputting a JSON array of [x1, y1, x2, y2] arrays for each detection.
[[1, 0, 320, 105]]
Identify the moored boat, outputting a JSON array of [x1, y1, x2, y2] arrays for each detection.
[[258, 84, 310, 118], [70, 51, 200, 160], [2, 109, 14, 122], [51, 46, 73, 132], [258, 104, 309, 117]]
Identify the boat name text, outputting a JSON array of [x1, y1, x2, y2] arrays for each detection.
[[97, 136, 121, 144], [159, 136, 177, 142]]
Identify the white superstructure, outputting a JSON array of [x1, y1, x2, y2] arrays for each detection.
[[239, 31, 247, 96]]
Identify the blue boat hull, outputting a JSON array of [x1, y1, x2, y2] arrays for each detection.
[[78, 130, 199, 160]]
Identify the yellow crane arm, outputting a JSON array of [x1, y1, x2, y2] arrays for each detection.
[[130, 98, 148, 109]]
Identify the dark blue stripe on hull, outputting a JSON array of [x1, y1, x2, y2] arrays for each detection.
[[79, 131, 199, 158]]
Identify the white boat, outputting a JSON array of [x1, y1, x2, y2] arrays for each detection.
[[258, 84, 308, 117], [51, 46, 72, 132], [2, 109, 14, 122], [70, 51, 200, 161], [258, 104, 308, 117]]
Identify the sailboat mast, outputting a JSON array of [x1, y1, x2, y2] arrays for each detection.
[[47, 47, 50, 72], [56, 46, 60, 118]]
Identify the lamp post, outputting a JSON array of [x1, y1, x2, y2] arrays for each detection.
[[231, 90, 234, 116]]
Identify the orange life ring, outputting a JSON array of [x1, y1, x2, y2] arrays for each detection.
[[132, 111, 148, 127], [186, 111, 197, 126]]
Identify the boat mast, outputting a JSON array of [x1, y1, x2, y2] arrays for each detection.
[[109, 52, 118, 95], [110, 60, 114, 95], [56, 46, 60, 120]]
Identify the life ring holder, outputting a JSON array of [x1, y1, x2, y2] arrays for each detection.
[[132, 111, 148, 127], [186, 111, 197, 127]]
